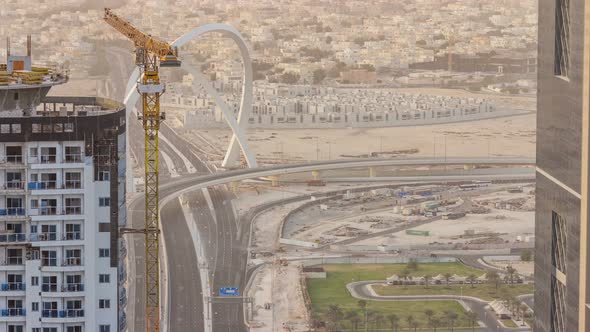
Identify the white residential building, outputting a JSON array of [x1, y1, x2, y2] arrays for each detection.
[[0, 49, 127, 332]]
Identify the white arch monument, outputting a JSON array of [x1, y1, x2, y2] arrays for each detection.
[[124, 23, 258, 171]]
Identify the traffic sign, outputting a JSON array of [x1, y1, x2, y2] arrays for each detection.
[[219, 287, 239, 297]]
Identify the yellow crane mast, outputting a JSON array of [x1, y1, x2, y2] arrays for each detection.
[[103, 8, 180, 332]]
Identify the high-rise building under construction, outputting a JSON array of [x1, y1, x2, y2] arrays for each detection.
[[0, 37, 127, 332]]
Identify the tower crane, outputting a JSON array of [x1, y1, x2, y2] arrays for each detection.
[[103, 8, 180, 332]]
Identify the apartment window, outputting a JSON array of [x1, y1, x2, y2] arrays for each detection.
[[33, 329, 40, 332], [65, 198, 82, 215], [99, 299, 110, 309], [5, 146, 22, 163], [65, 146, 82, 163], [65, 172, 82, 189], [42, 301, 57, 318], [6, 172, 22, 189], [67, 327, 82, 332], [42, 276, 57, 292], [13, 92, 18, 100], [99, 325, 110, 332], [41, 250, 57, 267], [66, 275, 83, 292], [552, 211, 567, 274], [551, 211, 567, 332], [31, 276, 38, 286], [99, 197, 111, 207], [40, 224, 57, 241], [99, 248, 110, 258], [32, 302, 39, 312], [65, 223, 82, 240], [43, 328, 57, 332], [99, 274, 110, 283], [6, 248, 22, 265], [7, 274, 23, 290], [98, 171, 110, 181], [65, 249, 82, 266], [8, 326, 23, 332], [555, 0, 571, 77], [40, 147, 56, 163], [40, 199, 57, 216]]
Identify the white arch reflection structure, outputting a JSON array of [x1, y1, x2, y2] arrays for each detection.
[[124, 23, 257, 168]]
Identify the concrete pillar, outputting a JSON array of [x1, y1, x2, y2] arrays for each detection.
[[269, 175, 280, 187], [311, 170, 321, 181], [369, 167, 377, 178]]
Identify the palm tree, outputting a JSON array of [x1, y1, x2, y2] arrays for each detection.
[[467, 274, 477, 288], [399, 269, 411, 288], [387, 314, 400, 332], [506, 266, 517, 286], [357, 300, 367, 329], [443, 272, 453, 286], [512, 298, 522, 319], [375, 315, 385, 330], [445, 311, 459, 332], [346, 311, 360, 331], [410, 320, 420, 332], [464, 311, 478, 332], [351, 316, 362, 331], [424, 309, 435, 326], [326, 305, 343, 330], [406, 314, 415, 331], [424, 274, 432, 289], [367, 310, 377, 330], [486, 271, 501, 293], [429, 317, 442, 332]]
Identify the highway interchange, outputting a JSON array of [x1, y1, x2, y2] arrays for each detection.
[[101, 48, 535, 331]]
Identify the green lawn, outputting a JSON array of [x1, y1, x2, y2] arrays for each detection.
[[306, 262, 485, 329], [501, 319, 518, 328], [373, 283, 534, 301]]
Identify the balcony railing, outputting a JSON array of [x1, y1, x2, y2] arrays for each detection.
[[64, 232, 82, 241], [5, 155, 23, 164], [3, 181, 24, 190], [0, 233, 26, 243], [41, 259, 57, 267], [64, 207, 82, 215], [1, 283, 25, 291], [0, 208, 25, 216], [64, 181, 81, 189], [28, 182, 52, 190], [61, 309, 84, 318], [2, 308, 25, 316], [6, 257, 23, 265], [38, 207, 57, 216], [31, 233, 57, 241], [62, 283, 84, 292], [63, 258, 82, 266], [41, 284, 58, 292], [42, 309, 58, 318], [40, 155, 56, 164], [64, 154, 83, 163]]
